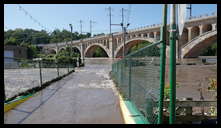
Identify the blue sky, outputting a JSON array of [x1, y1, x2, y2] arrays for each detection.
[[4, 4, 217, 35]]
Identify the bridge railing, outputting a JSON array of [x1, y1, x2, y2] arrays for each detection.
[[4, 57, 75, 101], [111, 41, 161, 124]]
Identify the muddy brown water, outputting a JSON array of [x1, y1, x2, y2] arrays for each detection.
[[165, 58, 217, 100]]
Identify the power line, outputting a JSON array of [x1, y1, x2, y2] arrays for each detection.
[[105, 6, 114, 35], [126, 4, 132, 26], [17, 4, 50, 32]]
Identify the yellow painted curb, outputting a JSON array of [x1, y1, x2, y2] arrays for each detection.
[[118, 95, 136, 124], [4, 94, 34, 113]]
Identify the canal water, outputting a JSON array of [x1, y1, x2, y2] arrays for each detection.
[[4, 58, 124, 124]]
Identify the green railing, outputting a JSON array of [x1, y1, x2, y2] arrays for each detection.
[[4, 57, 76, 101], [111, 41, 161, 124]]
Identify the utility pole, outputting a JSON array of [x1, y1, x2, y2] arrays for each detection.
[[106, 6, 113, 35], [187, 4, 192, 18], [80, 20, 83, 35], [169, 4, 177, 124], [106, 6, 114, 59], [121, 8, 125, 58], [120, 8, 129, 58], [90, 20, 96, 37], [107, 7, 130, 58]]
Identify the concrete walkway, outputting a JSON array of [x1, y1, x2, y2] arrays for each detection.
[[4, 62, 123, 124]]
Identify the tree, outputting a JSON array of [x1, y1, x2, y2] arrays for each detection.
[[200, 42, 217, 56], [127, 41, 151, 55], [92, 47, 108, 57], [4, 28, 100, 59], [93, 33, 105, 37]]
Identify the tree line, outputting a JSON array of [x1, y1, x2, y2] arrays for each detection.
[[4, 28, 92, 59], [4, 28, 91, 46]]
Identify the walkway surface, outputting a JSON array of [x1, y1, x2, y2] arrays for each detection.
[[4, 59, 124, 124]]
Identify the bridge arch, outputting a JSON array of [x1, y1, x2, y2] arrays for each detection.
[[58, 47, 66, 52], [149, 32, 154, 38], [46, 48, 57, 54], [182, 30, 217, 58], [84, 43, 110, 58], [202, 24, 212, 33], [114, 38, 155, 58], [191, 26, 200, 40], [70, 46, 82, 57]]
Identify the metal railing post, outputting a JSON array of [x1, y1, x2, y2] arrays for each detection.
[[57, 61, 59, 77], [4, 84, 6, 101], [158, 4, 167, 124], [128, 58, 132, 100], [169, 4, 177, 124], [120, 61, 123, 86], [39, 60, 43, 87]]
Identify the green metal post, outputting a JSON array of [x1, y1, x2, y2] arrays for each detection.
[[4, 84, 6, 101], [57, 61, 59, 77], [169, 4, 177, 124], [120, 61, 123, 86], [39, 60, 43, 87], [158, 4, 167, 124], [128, 58, 132, 100]]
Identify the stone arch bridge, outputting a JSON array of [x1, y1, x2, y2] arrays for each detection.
[[37, 13, 217, 59]]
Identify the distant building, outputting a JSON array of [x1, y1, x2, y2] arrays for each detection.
[[4, 45, 27, 59], [4, 45, 27, 68]]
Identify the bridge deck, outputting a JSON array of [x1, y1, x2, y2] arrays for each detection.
[[4, 63, 123, 124]]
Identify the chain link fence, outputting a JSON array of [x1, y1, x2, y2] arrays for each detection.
[[111, 42, 161, 124], [4, 57, 76, 100]]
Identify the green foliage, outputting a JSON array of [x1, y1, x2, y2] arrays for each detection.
[[208, 78, 217, 91], [164, 83, 180, 100], [20, 59, 31, 68], [127, 41, 151, 55], [39, 47, 79, 65], [200, 42, 217, 56], [4, 28, 91, 45], [92, 47, 108, 57], [4, 28, 90, 59]]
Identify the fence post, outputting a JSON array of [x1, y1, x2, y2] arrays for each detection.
[[67, 62, 69, 73], [39, 60, 43, 87], [184, 97, 193, 116], [146, 98, 154, 122], [128, 58, 132, 100], [158, 4, 167, 124], [120, 60, 123, 86], [57, 61, 59, 77], [4, 84, 6, 101], [169, 4, 177, 124]]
